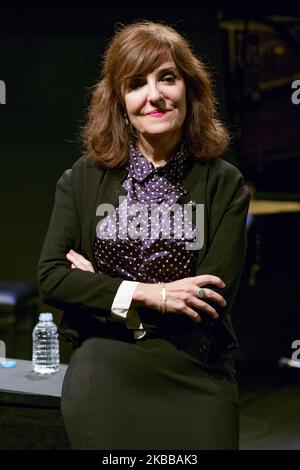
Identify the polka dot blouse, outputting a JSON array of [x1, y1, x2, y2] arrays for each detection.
[[93, 142, 199, 283]]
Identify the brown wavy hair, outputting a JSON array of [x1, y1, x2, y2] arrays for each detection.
[[81, 20, 230, 168]]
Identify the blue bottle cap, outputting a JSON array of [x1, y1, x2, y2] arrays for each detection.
[[39, 313, 53, 321], [1, 360, 17, 368]]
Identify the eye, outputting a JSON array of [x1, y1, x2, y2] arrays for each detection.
[[128, 78, 145, 90], [161, 74, 176, 84]]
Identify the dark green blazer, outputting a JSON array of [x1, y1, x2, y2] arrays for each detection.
[[37, 154, 250, 373]]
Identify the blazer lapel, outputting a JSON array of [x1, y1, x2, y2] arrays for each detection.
[[88, 166, 128, 264], [180, 157, 208, 205]]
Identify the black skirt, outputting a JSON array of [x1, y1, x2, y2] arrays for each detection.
[[61, 326, 239, 450]]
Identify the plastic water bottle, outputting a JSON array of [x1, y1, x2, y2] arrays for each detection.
[[32, 313, 60, 374]]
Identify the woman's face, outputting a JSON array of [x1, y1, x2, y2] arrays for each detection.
[[123, 60, 186, 143]]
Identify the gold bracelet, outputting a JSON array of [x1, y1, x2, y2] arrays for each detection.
[[159, 282, 167, 314]]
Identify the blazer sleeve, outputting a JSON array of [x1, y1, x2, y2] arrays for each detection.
[[196, 161, 250, 322], [37, 167, 124, 314]]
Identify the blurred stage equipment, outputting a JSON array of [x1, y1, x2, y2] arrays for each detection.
[[247, 198, 300, 287], [0, 282, 38, 357], [219, 16, 300, 370], [219, 16, 300, 185], [249, 199, 300, 215], [0, 282, 37, 329], [278, 357, 300, 369]]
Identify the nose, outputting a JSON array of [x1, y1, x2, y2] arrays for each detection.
[[147, 81, 164, 103]]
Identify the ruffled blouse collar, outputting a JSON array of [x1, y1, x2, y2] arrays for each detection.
[[126, 141, 190, 184]]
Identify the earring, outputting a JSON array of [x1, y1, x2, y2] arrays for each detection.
[[124, 113, 129, 126]]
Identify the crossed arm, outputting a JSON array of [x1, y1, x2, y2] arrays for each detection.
[[38, 163, 249, 326]]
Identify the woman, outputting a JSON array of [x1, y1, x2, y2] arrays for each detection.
[[38, 20, 250, 450]]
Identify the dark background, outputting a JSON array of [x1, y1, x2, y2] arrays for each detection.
[[0, 3, 226, 285], [1, 1, 300, 367]]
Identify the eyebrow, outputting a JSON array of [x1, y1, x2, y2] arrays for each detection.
[[157, 66, 178, 74]]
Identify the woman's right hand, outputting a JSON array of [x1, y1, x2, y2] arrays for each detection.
[[132, 275, 226, 323]]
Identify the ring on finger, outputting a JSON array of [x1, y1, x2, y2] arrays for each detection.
[[198, 288, 206, 299]]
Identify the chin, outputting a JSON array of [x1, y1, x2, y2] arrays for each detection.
[[144, 125, 176, 135]]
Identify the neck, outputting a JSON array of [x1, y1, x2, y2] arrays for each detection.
[[137, 132, 182, 167]]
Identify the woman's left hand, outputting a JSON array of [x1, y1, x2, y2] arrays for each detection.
[[66, 250, 95, 273]]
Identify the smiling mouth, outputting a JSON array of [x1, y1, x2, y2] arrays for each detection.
[[146, 110, 169, 117]]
